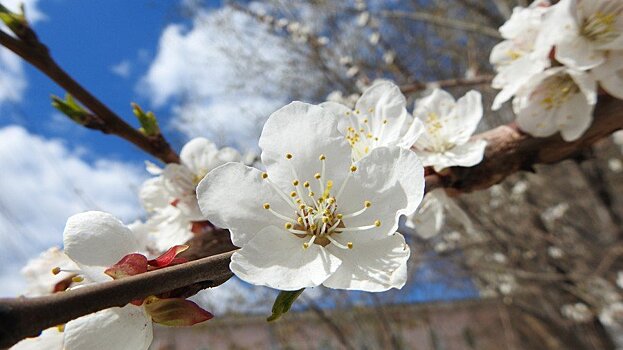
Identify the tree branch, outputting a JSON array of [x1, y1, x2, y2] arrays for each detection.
[[0, 251, 234, 348], [0, 92, 620, 347], [425, 96, 623, 193], [0, 29, 180, 164]]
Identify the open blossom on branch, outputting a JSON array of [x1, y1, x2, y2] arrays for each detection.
[[490, 1, 551, 110], [536, 0, 623, 71], [15, 211, 211, 350], [513, 67, 597, 141], [198, 102, 424, 292], [491, 0, 623, 141], [322, 80, 424, 162], [412, 89, 486, 172], [139, 137, 242, 251]]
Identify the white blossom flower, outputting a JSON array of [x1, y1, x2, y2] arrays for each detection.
[[60, 211, 153, 350], [412, 89, 486, 171], [513, 67, 597, 141], [490, 2, 552, 110], [600, 302, 623, 326], [593, 51, 623, 99], [405, 189, 475, 239], [322, 80, 424, 162], [20, 247, 80, 297], [197, 102, 424, 292], [536, 0, 623, 71], [139, 137, 242, 251]]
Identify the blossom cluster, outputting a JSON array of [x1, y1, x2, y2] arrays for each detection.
[[491, 0, 623, 141], [197, 80, 486, 292]]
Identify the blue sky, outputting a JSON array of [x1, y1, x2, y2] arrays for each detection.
[[0, 0, 478, 303], [2, 0, 220, 164]]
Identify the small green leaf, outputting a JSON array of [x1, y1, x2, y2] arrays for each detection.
[[267, 288, 304, 322], [0, 3, 26, 35], [132, 102, 160, 136], [51, 93, 91, 125]]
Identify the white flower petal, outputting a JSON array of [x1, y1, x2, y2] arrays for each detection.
[[64, 305, 153, 350], [180, 137, 219, 175], [556, 35, 605, 70], [449, 90, 483, 144], [259, 102, 352, 190], [197, 163, 289, 246], [63, 211, 140, 275], [432, 139, 487, 172], [338, 147, 424, 240], [558, 92, 595, 141], [594, 52, 623, 99], [322, 233, 410, 291], [230, 226, 342, 290], [405, 191, 445, 238], [139, 206, 194, 252], [139, 177, 170, 213]]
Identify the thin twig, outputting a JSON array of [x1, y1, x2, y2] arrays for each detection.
[[0, 29, 180, 164], [0, 251, 235, 348]]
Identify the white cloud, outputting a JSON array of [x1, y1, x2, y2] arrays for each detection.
[[139, 7, 291, 149], [110, 59, 132, 78], [0, 0, 44, 106], [0, 125, 147, 296]]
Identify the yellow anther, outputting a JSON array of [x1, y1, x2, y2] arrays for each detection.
[[322, 217, 330, 223], [309, 191, 315, 197], [374, 137, 379, 141], [292, 180, 299, 186], [337, 213, 343, 219], [310, 224, 317, 230], [328, 197, 336, 204], [346, 111, 351, 116], [261, 172, 268, 179], [347, 242, 353, 249], [52, 267, 61, 275], [374, 220, 381, 227], [363, 119, 368, 123], [366, 133, 373, 138], [297, 217, 305, 225], [318, 197, 324, 203], [299, 204, 306, 210], [303, 181, 310, 188], [350, 165, 357, 172], [364, 200, 372, 208], [368, 107, 374, 113], [72, 276, 84, 283], [57, 324, 65, 332], [314, 173, 321, 179], [354, 109, 361, 114], [296, 199, 302, 204], [263, 203, 271, 209], [303, 242, 310, 249], [285, 153, 293, 159], [319, 154, 326, 161], [285, 223, 293, 230], [290, 191, 297, 197], [383, 119, 388, 124]]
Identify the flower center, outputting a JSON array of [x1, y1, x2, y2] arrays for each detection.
[[423, 112, 455, 153], [261, 154, 381, 249], [581, 9, 621, 44], [344, 108, 388, 160], [536, 74, 580, 111]]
